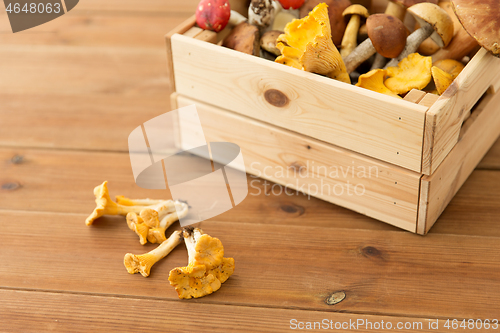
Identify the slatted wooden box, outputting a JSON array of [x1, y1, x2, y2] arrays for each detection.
[[165, 1, 500, 234]]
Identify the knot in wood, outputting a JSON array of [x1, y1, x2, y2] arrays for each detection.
[[264, 89, 289, 108], [325, 291, 346, 305], [2, 182, 21, 191]]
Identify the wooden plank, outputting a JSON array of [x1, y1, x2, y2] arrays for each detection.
[[0, 12, 190, 48], [479, 139, 500, 169], [418, 87, 500, 234], [0, 147, 399, 231], [403, 89, 426, 104], [422, 48, 500, 175], [165, 15, 197, 94], [418, 93, 440, 109], [1, 213, 500, 319], [0, 289, 460, 333], [176, 95, 422, 232], [1, 145, 499, 235], [171, 35, 429, 172], [67, 0, 199, 13], [0, 42, 171, 151]]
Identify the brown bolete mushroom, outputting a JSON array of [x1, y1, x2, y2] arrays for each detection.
[[451, 0, 500, 58], [343, 14, 407, 73], [371, 0, 437, 69], [385, 3, 453, 68], [300, 0, 351, 47], [260, 30, 283, 56], [223, 21, 260, 56], [431, 1, 478, 62], [340, 4, 370, 58]]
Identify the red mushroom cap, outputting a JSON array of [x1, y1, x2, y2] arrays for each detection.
[[278, 0, 306, 10], [196, 0, 231, 33]]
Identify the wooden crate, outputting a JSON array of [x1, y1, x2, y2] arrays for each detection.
[[165, 3, 500, 234]]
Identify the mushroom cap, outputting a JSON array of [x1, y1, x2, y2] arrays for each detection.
[[342, 4, 369, 19], [367, 14, 407, 58], [276, 3, 350, 83], [248, 0, 275, 29], [168, 264, 222, 299], [300, 0, 351, 47], [432, 59, 465, 95], [356, 69, 402, 99], [452, 0, 500, 57], [390, 0, 437, 8], [407, 3, 454, 48], [385, 53, 433, 94]]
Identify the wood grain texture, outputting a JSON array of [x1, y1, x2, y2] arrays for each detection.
[[1, 146, 499, 235], [176, 95, 422, 232], [1, 213, 500, 319], [418, 89, 500, 234], [0, 12, 190, 48], [171, 35, 429, 172], [422, 48, 500, 175], [479, 139, 500, 170], [0, 289, 458, 333]]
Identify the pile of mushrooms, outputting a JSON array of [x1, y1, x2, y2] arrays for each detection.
[[195, 0, 498, 98], [86, 181, 235, 299]]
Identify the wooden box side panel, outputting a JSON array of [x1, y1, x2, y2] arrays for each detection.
[[175, 94, 423, 232], [171, 34, 429, 173], [418, 89, 500, 234], [422, 48, 500, 175], [165, 15, 197, 93]]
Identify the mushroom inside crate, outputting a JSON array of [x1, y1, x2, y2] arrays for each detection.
[[194, 0, 499, 98]]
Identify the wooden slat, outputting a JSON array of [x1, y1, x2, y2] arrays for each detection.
[[418, 88, 500, 234], [171, 35, 429, 172], [176, 95, 422, 232], [1, 146, 499, 235], [0, 42, 170, 151], [0, 289, 463, 333], [165, 15, 197, 95], [0, 147, 399, 231], [1, 213, 500, 319], [403, 89, 426, 104], [422, 48, 500, 175], [479, 139, 500, 170]]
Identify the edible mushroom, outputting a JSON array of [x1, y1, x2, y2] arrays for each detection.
[[356, 69, 402, 98], [385, 3, 453, 68], [248, 0, 276, 31], [343, 14, 406, 73], [168, 227, 235, 299], [431, 58, 464, 95], [124, 230, 183, 277], [300, 0, 351, 47], [451, 0, 500, 57], [385, 53, 433, 94], [276, 2, 350, 83], [340, 4, 370, 58], [85, 181, 145, 226], [223, 21, 261, 55]]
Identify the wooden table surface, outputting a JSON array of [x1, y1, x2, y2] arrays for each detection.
[[1, 1, 500, 332]]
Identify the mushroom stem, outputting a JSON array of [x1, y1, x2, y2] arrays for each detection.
[[370, 53, 386, 70], [385, 23, 433, 68], [124, 230, 183, 277], [341, 14, 362, 57], [229, 10, 247, 26], [385, 1, 406, 21], [343, 37, 376, 73]]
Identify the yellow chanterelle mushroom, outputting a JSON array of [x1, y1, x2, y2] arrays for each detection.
[[356, 69, 402, 99], [275, 3, 350, 84], [384, 53, 433, 95], [168, 227, 235, 299]]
